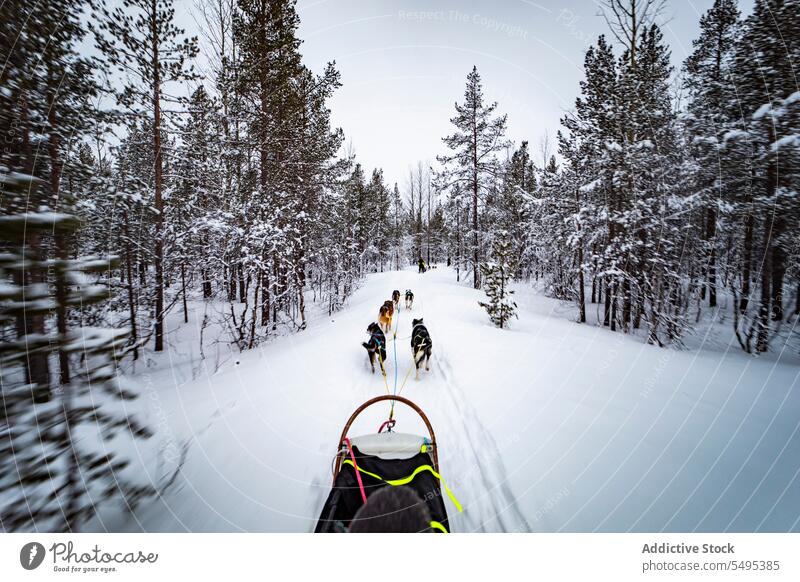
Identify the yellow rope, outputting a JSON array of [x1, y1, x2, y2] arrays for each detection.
[[397, 345, 425, 396], [342, 459, 463, 513]]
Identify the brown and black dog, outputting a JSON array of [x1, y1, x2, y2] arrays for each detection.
[[392, 289, 401, 311], [362, 322, 387, 374], [378, 300, 394, 333]]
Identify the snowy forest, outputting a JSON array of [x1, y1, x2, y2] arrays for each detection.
[[2, 0, 799, 533]]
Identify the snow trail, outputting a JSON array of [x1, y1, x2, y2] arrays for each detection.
[[92, 266, 800, 532]]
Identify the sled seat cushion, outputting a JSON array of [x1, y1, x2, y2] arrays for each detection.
[[348, 432, 430, 460]]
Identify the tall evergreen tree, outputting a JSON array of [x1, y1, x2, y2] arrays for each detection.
[[0, 171, 152, 532], [683, 0, 741, 309], [729, 0, 800, 351], [93, 0, 199, 352], [439, 67, 510, 289]]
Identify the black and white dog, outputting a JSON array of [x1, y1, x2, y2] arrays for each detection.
[[405, 289, 414, 310], [410, 318, 432, 379], [362, 322, 386, 374]]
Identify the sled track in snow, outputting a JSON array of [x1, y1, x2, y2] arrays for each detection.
[[433, 348, 531, 533]]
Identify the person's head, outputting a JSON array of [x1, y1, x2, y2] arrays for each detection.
[[349, 486, 431, 533]]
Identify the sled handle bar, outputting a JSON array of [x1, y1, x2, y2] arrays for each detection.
[[333, 395, 439, 481]]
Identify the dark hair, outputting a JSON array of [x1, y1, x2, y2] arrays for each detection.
[[349, 486, 431, 533]]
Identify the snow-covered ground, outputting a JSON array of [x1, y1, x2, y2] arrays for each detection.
[[92, 266, 800, 532]]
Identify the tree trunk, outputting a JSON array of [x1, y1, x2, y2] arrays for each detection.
[[756, 155, 778, 352], [238, 262, 246, 303], [455, 201, 461, 282], [151, 0, 165, 352], [123, 211, 139, 361], [770, 222, 785, 321], [261, 267, 270, 327], [296, 248, 307, 330], [740, 209, 754, 313], [248, 270, 261, 349], [472, 108, 480, 289], [706, 206, 717, 307], [610, 279, 618, 332], [755, 243, 771, 353], [576, 188, 585, 323], [49, 77, 70, 386], [202, 268, 212, 298], [15, 94, 50, 395], [181, 262, 189, 324], [622, 278, 631, 331]]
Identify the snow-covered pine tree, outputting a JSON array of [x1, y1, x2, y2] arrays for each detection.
[[235, 0, 302, 333], [683, 0, 741, 310], [559, 34, 622, 327], [108, 121, 162, 360], [492, 141, 536, 274], [622, 24, 689, 344], [92, 0, 199, 352], [0, 0, 102, 389], [291, 64, 344, 328], [439, 67, 510, 289], [390, 183, 406, 270], [478, 231, 518, 328], [427, 202, 447, 265], [407, 162, 427, 261], [172, 85, 225, 312], [367, 169, 392, 271], [0, 171, 152, 532], [727, 0, 800, 352]]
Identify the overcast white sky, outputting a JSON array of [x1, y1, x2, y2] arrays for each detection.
[[184, 0, 755, 189]]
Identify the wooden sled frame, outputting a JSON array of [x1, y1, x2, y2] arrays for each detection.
[[332, 395, 439, 481]]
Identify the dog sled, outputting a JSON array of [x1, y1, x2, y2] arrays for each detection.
[[315, 395, 461, 533]]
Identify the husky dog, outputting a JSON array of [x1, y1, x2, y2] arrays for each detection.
[[405, 289, 414, 310], [410, 318, 432, 379], [378, 300, 394, 333], [362, 322, 386, 374], [392, 289, 401, 311]]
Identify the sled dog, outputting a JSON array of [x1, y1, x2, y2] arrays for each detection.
[[362, 322, 386, 374], [379, 300, 394, 333], [410, 318, 432, 379], [405, 290, 414, 310]]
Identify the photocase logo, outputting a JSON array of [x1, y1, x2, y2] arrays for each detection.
[[20, 542, 46, 570]]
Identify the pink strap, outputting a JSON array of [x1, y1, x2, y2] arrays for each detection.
[[343, 437, 367, 505]]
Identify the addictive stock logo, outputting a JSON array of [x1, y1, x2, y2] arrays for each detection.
[[20, 542, 46, 570]]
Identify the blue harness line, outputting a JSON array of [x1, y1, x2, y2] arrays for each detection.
[[390, 303, 400, 420]]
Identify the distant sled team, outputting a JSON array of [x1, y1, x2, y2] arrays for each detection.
[[361, 288, 432, 380]]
